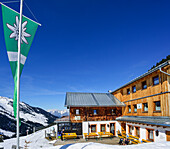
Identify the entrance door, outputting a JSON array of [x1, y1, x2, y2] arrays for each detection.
[[166, 131, 170, 141], [110, 123, 115, 135], [121, 123, 126, 133]]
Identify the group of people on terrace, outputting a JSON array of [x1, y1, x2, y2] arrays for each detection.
[[119, 137, 130, 145]]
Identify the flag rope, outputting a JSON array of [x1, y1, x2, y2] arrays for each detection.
[[0, 1, 19, 4], [0, 2, 41, 26], [24, 1, 39, 24]]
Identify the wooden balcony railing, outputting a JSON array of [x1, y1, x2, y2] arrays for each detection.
[[84, 115, 117, 121]]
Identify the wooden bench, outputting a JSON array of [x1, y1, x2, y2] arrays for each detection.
[[84, 133, 99, 141], [118, 135, 125, 139], [129, 134, 139, 140], [117, 130, 126, 136], [62, 133, 77, 141], [131, 139, 141, 144], [98, 132, 114, 140], [122, 130, 126, 135], [127, 134, 141, 144], [45, 133, 56, 141], [131, 141, 138, 144], [142, 139, 151, 143]]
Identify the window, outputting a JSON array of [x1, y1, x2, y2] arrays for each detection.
[[101, 124, 106, 132], [135, 127, 140, 137], [91, 125, 96, 132], [143, 103, 148, 112], [129, 125, 132, 135], [132, 86, 136, 93], [142, 81, 147, 89], [75, 109, 79, 115], [147, 129, 154, 141], [128, 105, 131, 113], [153, 76, 159, 85], [111, 109, 116, 115], [93, 109, 97, 115], [74, 116, 81, 120], [127, 88, 130, 95], [110, 123, 115, 135], [154, 101, 161, 111], [133, 104, 137, 113]]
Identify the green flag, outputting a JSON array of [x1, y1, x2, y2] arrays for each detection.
[[1, 4, 39, 121]]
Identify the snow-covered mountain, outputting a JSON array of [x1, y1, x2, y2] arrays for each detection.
[[47, 109, 69, 118], [0, 96, 58, 138]]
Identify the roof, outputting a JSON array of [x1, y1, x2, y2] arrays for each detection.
[[116, 116, 170, 127], [54, 116, 69, 123], [65, 92, 125, 107], [111, 60, 170, 93]]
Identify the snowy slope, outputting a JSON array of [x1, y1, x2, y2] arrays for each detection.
[[0, 129, 15, 138], [0, 96, 58, 138], [0, 126, 56, 149], [0, 126, 170, 149], [47, 109, 69, 118]]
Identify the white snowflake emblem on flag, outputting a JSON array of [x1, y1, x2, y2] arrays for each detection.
[[6, 16, 31, 44]]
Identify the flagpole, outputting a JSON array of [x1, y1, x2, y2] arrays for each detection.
[[17, 0, 24, 148]]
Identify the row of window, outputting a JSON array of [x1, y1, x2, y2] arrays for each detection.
[[91, 124, 106, 132], [91, 123, 115, 135], [75, 109, 98, 115], [126, 75, 159, 95], [128, 125, 154, 141], [128, 125, 140, 137], [128, 101, 161, 113], [75, 109, 116, 115]]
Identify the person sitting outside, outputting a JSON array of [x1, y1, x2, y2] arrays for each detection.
[[125, 138, 129, 145], [61, 128, 65, 141], [119, 138, 124, 145]]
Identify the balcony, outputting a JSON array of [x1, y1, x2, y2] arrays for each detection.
[[85, 115, 117, 121]]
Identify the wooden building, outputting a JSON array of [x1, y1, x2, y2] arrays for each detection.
[[63, 60, 170, 142], [111, 60, 170, 142], [65, 92, 125, 136]]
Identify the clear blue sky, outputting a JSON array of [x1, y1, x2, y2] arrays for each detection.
[[0, 0, 169, 110]]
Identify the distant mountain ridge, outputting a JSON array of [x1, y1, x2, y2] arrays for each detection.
[[47, 109, 69, 118], [0, 96, 58, 138]]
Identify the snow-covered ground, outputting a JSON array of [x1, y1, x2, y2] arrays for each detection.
[[0, 127, 55, 149], [57, 142, 170, 149], [1, 126, 170, 149]]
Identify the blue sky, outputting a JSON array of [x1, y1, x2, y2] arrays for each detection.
[[0, 0, 169, 110]]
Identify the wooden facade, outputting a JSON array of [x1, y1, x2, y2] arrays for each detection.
[[112, 65, 170, 117], [69, 107, 122, 123]]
